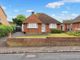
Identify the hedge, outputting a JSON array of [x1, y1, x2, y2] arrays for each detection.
[[0, 25, 15, 37], [51, 29, 63, 33], [66, 31, 80, 36]]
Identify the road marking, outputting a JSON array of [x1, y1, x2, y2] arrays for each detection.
[[26, 54, 36, 58]]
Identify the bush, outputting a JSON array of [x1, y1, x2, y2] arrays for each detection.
[[66, 31, 80, 36], [51, 29, 63, 33], [10, 25, 16, 33], [0, 25, 14, 37]]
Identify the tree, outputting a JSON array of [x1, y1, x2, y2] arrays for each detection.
[[12, 15, 26, 26]]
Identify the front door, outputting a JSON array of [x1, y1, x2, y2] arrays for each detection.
[[42, 24, 46, 32]]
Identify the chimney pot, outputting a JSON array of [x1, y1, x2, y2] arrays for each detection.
[[32, 12, 34, 14]]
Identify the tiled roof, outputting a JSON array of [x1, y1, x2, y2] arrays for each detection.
[[63, 20, 73, 24], [73, 15, 80, 23], [63, 15, 80, 24], [36, 13, 61, 24], [0, 6, 7, 17], [23, 14, 42, 23], [23, 13, 61, 24]]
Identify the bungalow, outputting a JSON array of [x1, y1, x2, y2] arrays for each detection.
[[72, 16, 80, 31], [63, 16, 80, 31], [63, 20, 73, 31], [0, 6, 9, 25], [22, 12, 61, 34]]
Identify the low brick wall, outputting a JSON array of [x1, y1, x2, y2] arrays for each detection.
[[7, 37, 80, 47], [47, 37, 80, 46]]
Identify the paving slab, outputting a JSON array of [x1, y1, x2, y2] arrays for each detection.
[[0, 46, 80, 54]]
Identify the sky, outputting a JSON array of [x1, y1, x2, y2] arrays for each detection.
[[0, 0, 80, 22]]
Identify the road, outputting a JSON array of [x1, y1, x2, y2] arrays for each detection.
[[0, 52, 80, 60]]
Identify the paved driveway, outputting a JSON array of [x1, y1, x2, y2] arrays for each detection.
[[0, 32, 25, 40], [0, 32, 25, 47], [11, 32, 25, 37]]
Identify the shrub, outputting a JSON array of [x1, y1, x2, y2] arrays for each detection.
[[66, 31, 80, 36], [10, 25, 16, 33], [51, 29, 63, 33], [0, 25, 14, 37]]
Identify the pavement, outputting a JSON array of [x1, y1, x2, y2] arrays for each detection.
[[0, 46, 80, 54]]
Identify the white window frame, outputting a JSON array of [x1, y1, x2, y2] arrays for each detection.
[[27, 23, 38, 28], [61, 24, 65, 31], [22, 24, 24, 31], [49, 23, 57, 29]]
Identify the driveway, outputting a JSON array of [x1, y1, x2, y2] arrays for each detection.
[[11, 32, 25, 37], [0, 32, 25, 47], [0, 32, 25, 40]]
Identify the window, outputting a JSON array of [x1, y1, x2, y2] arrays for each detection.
[[22, 24, 24, 31], [27, 23, 38, 28], [49, 23, 57, 29]]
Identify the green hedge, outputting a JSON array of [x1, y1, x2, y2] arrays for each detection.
[[0, 25, 15, 37], [51, 29, 63, 33]]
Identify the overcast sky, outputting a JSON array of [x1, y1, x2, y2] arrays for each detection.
[[0, 0, 80, 22]]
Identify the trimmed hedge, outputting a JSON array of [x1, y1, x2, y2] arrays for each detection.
[[0, 25, 15, 37], [51, 29, 63, 33]]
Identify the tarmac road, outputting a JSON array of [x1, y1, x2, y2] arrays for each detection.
[[0, 52, 80, 60]]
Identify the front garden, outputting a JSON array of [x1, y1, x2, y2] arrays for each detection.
[[66, 31, 80, 36], [17, 29, 76, 38], [16, 33, 75, 38], [6, 29, 80, 47]]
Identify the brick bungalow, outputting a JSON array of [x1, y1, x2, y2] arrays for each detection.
[[0, 6, 9, 25], [22, 12, 61, 34], [63, 20, 73, 31], [63, 16, 80, 31]]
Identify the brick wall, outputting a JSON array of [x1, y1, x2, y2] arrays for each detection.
[[57, 24, 61, 30], [72, 23, 80, 31], [0, 7, 9, 25], [7, 37, 80, 47], [23, 23, 51, 33], [23, 23, 42, 33]]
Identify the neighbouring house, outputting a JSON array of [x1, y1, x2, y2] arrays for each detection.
[[63, 15, 80, 31], [63, 20, 73, 31], [22, 12, 61, 34], [0, 6, 9, 25], [72, 16, 80, 31], [8, 21, 15, 25]]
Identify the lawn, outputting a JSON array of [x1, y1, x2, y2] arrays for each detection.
[[17, 33, 76, 38]]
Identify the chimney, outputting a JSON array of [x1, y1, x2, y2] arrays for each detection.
[[32, 12, 35, 15]]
